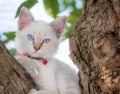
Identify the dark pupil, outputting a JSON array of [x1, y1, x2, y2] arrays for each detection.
[[29, 36, 32, 39], [45, 39, 48, 42]]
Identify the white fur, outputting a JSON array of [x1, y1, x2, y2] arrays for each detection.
[[15, 7, 81, 94]]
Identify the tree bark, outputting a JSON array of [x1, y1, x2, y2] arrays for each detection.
[[0, 41, 35, 94], [70, 0, 120, 94]]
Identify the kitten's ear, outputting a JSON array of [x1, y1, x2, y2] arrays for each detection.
[[18, 7, 34, 30], [50, 16, 66, 38]]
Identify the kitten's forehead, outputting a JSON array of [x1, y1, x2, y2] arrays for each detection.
[[19, 21, 54, 36], [29, 21, 52, 33]]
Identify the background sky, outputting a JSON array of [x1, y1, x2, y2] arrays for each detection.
[[0, 0, 78, 71]]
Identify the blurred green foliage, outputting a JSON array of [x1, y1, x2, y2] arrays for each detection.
[[1, 0, 83, 55], [43, 0, 59, 18]]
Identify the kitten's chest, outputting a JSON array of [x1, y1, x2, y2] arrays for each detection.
[[34, 59, 56, 76], [31, 59, 57, 87]]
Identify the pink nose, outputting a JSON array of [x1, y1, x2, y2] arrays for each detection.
[[34, 47, 40, 51]]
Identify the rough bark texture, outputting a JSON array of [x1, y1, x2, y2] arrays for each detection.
[[70, 0, 120, 94], [0, 41, 35, 94]]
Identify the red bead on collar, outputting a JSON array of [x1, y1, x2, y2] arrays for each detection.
[[42, 59, 47, 65]]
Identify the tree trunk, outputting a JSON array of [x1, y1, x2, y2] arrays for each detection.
[[70, 0, 120, 94], [0, 41, 35, 94]]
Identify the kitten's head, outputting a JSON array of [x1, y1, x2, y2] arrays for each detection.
[[15, 7, 66, 59]]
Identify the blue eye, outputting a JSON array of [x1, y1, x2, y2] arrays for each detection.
[[27, 34, 34, 41], [43, 39, 50, 43]]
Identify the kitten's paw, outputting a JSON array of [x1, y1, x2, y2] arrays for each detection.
[[28, 89, 38, 94], [28, 89, 58, 94]]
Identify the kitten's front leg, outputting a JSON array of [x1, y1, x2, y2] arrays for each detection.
[[16, 57, 40, 78], [28, 89, 58, 94]]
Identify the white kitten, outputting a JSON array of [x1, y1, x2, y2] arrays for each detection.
[[15, 7, 81, 94]]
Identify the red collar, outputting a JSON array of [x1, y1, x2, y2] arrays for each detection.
[[17, 53, 47, 65]]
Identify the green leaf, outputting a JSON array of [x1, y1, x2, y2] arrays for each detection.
[[9, 48, 17, 56], [64, 8, 83, 38], [63, 0, 75, 7], [64, 26, 73, 38], [15, 0, 38, 18], [4, 32, 15, 43], [43, 0, 59, 18], [68, 8, 83, 24], [82, 0, 85, 6]]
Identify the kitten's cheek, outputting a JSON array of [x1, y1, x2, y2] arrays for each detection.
[[31, 52, 35, 54]]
